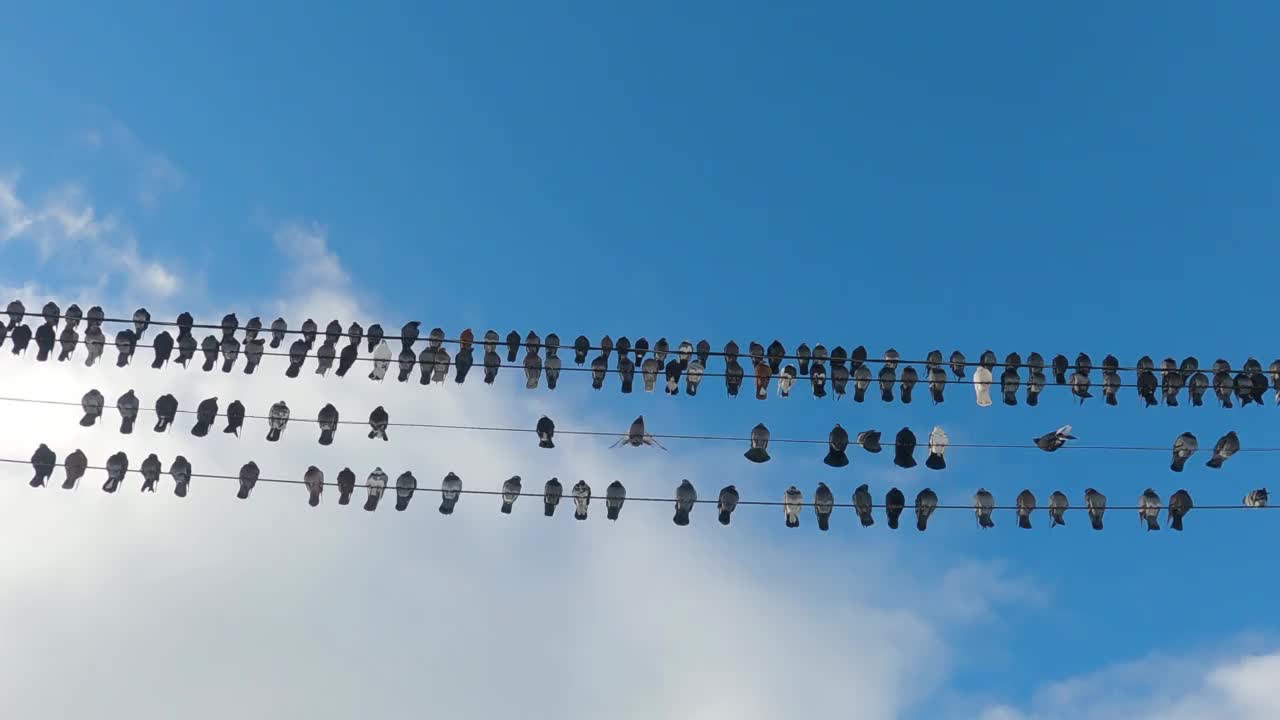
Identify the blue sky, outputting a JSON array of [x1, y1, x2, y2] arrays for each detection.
[[2, 4, 1278, 718]]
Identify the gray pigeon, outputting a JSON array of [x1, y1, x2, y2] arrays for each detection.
[[430, 347, 451, 383], [1069, 370, 1092, 404], [218, 335, 241, 373], [137, 454, 162, 493], [1213, 370, 1234, 408], [483, 350, 501, 385], [1102, 370, 1121, 406], [590, 355, 608, 390], [245, 317, 263, 343], [605, 480, 626, 520], [1170, 432, 1197, 472], [572, 480, 591, 520], [851, 364, 871, 403], [717, 485, 739, 525], [1001, 368, 1020, 406], [686, 360, 705, 396], [783, 486, 803, 528], [654, 338, 670, 365], [978, 350, 997, 371], [154, 393, 178, 432], [949, 351, 966, 380], [317, 404, 339, 445], [900, 366, 918, 404], [915, 488, 938, 531], [63, 448, 88, 490], [1243, 488, 1268, 508], [1162, 360, 1184, 406], [397, 348, 417, 383], [244, 339, 265, 374], [814, 482, 835, 531], [617, 357, 636, 393], [641, 357, 659, 392], [830, 364, 849, 399], [270, 318, 288, 348], [928, 366, 947, 404], [431, 327, 447, 351], [536, 415, 555, 449], [1085, 488, 1106, 530], [313, 341, 335, 376], [58, 325, 79, 362], [853, 484, 874, 527], [1016, 489, 1036, 529], [524, 351, 542, 389], [885, 488, 905, 529], [103, 451, 129, 494], [368, 406, 389, 441], [1139, 488, 1161, 531], [191, 397, 218, 437], [395, 471, 418, 512], [39, 301, 59, 328], [175, 331, 196, 368], [696, 339, 711, 368], [368, 341, 391, 380], [34, 322, 54, 361], [364, 468, 388, 511], [114, 329, 137, 367], [4, 299, 24, 328], [744, 423, 771, 463], [726, 357, 745, 397], [169, 455, 192, 497], [1187, 371, 1209, 407], [80, 389, 105, 426], [857, 430, 883, 454], [337, 468, 356, 505], [83, 325, 105, 367], [86, 305, 105, 330], [1048, 491, 1068, 527], [824, 424, 850, 467], [1034, 424, 1075, 452], [117, 390, 139, 434], [200, 334, 220, 372], [29, 444, 56, 488], [439, 472, 462, 514], [64, 303, 82, 330], [545, 354, 562, 390], [303, 466, 325, 507], [417, 347, 436, 386], [1168, 489, 1192, 531], [1050, 354, 1069, 384], [150, 330, 173, 368], [401, 321, 421, 353], [1206, 431, 1239, 468], [544, 478, 563, 517], [1026, 370, 1046, 406], [973, 489, 995, 528], [501, 476, 522, 514], [673, 479, 697, 526], [612, 416, 666, 450], [878, 365, 896, 403], [266, 401, 290, 442]]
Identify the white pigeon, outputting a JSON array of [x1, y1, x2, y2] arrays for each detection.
[[368, 340, 392, 381], [925, 426, 948, 470], [973, 366, 993, 407], [783, 486, 803, 528]]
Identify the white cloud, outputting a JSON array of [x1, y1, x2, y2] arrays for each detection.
[[76, 116, 186, 207]]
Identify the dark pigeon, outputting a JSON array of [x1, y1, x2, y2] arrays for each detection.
[[368, 406, 389, 441], [885, 488, 906, 530], [237, 461, 260, 500], [103, 451, 129, 494], [57, 325, 78, 361], [797, 344, 812, 375], [536, 415, 555, 449], [899, 366, 918, 404], [915, 488, 938, 531], [853, 484, 874, 527], [30, 444, 56, 488], [893, 427, 917, 469], [858, 430, 882, 454], [744, 423, 771, 463], [154, 394, 178, 432], [852, 365, 871, 403], [717, 485, 739, 526], [1051, 354, 1069, 385], [365, 324, 384, 353], [80, 389, 105, 426], [200, 335, 219, 372], [63, 449, 88, 490], [191, 397, 218, 437], [544, 478, 563, 517], [505, 331, 520, 362], [116, 390, 139, 434], [170, 456, 192, 497], [223, 400, 245, 436], [396, 471, 419, 511], [151, 331, 174, 369], [317, 403, 340, 445], [337, 468, 357, 505], [1206, 431, 1239, 469], [949, 351, 966, 380], [824, 424, 850, 467], [140, 453, 163, 493]]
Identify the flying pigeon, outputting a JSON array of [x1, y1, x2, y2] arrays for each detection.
[[809, 482, 835, 531], [605, 480, 626, 520], [317, 404, 340, 445], [139, 453, 163, 493], [1016, 489, 1036, 529], [783, 485, 803, 528], [978, 350, 997, 371], [114, 329, 137, 367], [1034, 425, 1075, 452], [301, 466, 324, 507], [745, 423, 771, 463], [1048, 491, 1068, 527], [1026, 370, 1046, 406], [1084, 488, 1106, 530], [667, 359, 685, 396], [617, 357, 636, 393], [948, 351, 966, 379], [62, 448, 88, 490], [893, 427, 917, 469], [545, 354, 561, 389], [858, 430, 883, 454], [397, 348, 417, 383], [543, 478, 563, 516], [1243, 488, 1268, 508], [524, 351, 542, 389], [175, 331, 196, 368], [885, 488, 906, 529], [1206, 431, 1239, 468], [104, 451, 129, 494], [401, 321, 421, 353], [1139, 488, 1161, 531], [368, 406, 389, 441], [1168, 489, 1193, 531], [809, 362, 827, 399], [57, 325, 79, 361], [454, 346, 474, 383], [439, 472, 462, 514], [365, 324, 384, 353], [753, 360, 772, 398], [824, 424, 850, 467], [149, 330, 173, 369], [396, 471, 418, 511], [34, 322, 54, 361], [505, 331, 520, 362], [726, 358, 745, 397], [878, 364, 895, 403], [337, 468, 356, 505], [590, 354, 608, 390], [572, 480, 591, 520], [483, 350, 502, 385], [368, 341, 392, 381], [80, 389, 105, 426], [1170, 432, 1197, 472], [973, 366, 993, 407], [853, 484, 874, 527], [169, 455, 192, 497], [973, 489, 995, 528], [266, 401, 290, 442], [686, 360, 705, 395], [154, 393, 178, 432], [191, 397, 219, 437], [30, 444, 56, 488], [501, 476, 523, 514], [364, 468, 388, 511], [915, 488, 938, 531], [707, 484, 738, 526], [83, 325, 105, 366], [200, 335, 220, 372]]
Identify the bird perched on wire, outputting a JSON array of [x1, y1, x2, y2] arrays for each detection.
[[973, 489, 995, 528], [29, 444, 55, 488], [223, 400, 245, 437], [191, 397, 218, 438], [1016, 489, 1036, 529], [116, 390, 139, 434], [1084, 488, 1106, 530], [545, 352, 561, 390], [62, 448, 88, 490], [336, 341, 359, 377], [304, 466, 324, 507], [612, 416, 667, 450], [103, 452, 129, 494], [858, 429, 883, 454], [364, 468, 388, 511], [317, 404, 340, 445], [808, 361, 826, 399], [368, 341, 391, 381], [893, 427, 917, 469], [853, 484, 874, 527], [1139, 489, 1161, 531], [1034, 425, 1075, 452], [878, 363, 896, 403], [948, 351, 966, 380], [168, 455, 191, 498], [638, 357, 658, 392], [824, 424, 850, 467], [396, 471, 418, 512], [34, 322, 55, 362], [536, 416, 555, 449], [57, 325, 79, 362], [926, 426, 948, 470], [972, 366, 993, 407], [927, 365, 948, 404], [524, 351, 542, 389], [616, 356, 636, 393], [590, 354, 608, 390], [1168, 489, 1193, 531], [572, 336, 589, 365], [1000, 367, 1020, 406], [267, 317, 287, 349], [1170, 432, 1197, 472], [79, 389, 105, 427], [454, 344, 474, 384], [1051, 354, 1069, 385], [500, 476, 523, 514], [504, 331, 520, 363], [439, 472, 462, 514], [543, 478, 563, 517], [1048, 491, 1068, 527], [899, 366, 918, 404], [847, 364, 868, 403], [605, 480, 626, 520], [1206, 431, 1239, 469], [666, 359, 685, 396], [572, 480, 591, 520], [782, 486, 803, 529], [686, 360, 705, 396], [915, 488, 938, 531], [114, 329, 137, 367], [885, 488, 906, 529], [1026, 368, 1046, 406], [221, 335, 242, 373], [152, 393, 177, 433], [1243, 488, 1268, 508], [266, 401, 290, 442], [368, 406, 390, 441], [337, 468, 356, 505], [744, 423, 771, 463], [814, 482, 835, 531], [717, 485, 739, 525], [672, 480, 697, 526], [83, 325, 105, 367]]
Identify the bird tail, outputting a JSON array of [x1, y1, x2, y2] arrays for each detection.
[[439, 499, 456, 515], [673, 510, 690, 526], [860, 512, 874, 528], [1206, 456, 1224, 469], [925, 454, 945, 471], [1171, 457, 1186, 472], [501, 501, 513, 514], [319, 430, 335, 446], [916, 516, 928, 532], [266, 428, 281, 442], [1026, 392, 1039, 407], [236, 485, 250, 500], [1053, 371, 1066, 384], [881, 389, 894, 402], [538, 438, 555, 450], [591, 378, 603, 390], [1192, 394, 1203, 407], [59, 348, 73, 362], [930, 388, 943, 404], [368, 429, 377, 440], [1003, 392, 1017, 406], [1051, 513, 1064, 527], [887, 515, 900, 530], [853, 387, 866, 403], [1105, 394, 1117, 406], [1146, 515, 1160, 531], [744, 448, 770, 463], [61, 476, 77, 491], [151, 357, 164, 369], [364, 495, 379, 511], [36, 348, 49, 362], [545, 503, 557, 517], [1167, 395, 1179, 407], [1018, 515, 1032, 530], [285, 365, 301, 379], [1171, 514, 1183, 531], [396, 496, 411, 511], [339, 491, 351, 505], [309, 491, 321, 508], [80, 415, 97, 427], [174, 482, 188, 498], [900, 388, 913, 404], [817, 514, 830, 531], [191, 423, 209, 438], [29, 473, 44, 488], [202, 359, 216, 372], [785, 515, 799, 529], [121, 418, 135, 434], [607, 506, 620, 521], [1090, 515, 1103, 531], [270, 338, 282, 349], [223, 423, 237, 435], [141, 479, 155, 493], [719, 510, 731, 526], [823, 451, 848, 468], [222, 358, 235, 372], [574, 509, 587, 520], [980, 516, 995, 529], [894, 456, 917, 469], [116, 355, 129, 368]]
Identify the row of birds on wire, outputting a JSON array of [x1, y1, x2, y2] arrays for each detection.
[[61, 390, 1249, 471], [7, 301, 1280, 409], [16, 446, 1270, 531]]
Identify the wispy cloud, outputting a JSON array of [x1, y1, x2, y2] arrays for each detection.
[[77, 115, 186, 207]]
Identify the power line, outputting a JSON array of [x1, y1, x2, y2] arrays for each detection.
[[2, 393, 1273, 454]]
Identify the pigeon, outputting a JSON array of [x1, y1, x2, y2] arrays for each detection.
[[134, 453, 161, 493], [1026, 370, 1046, 406], [401, 321, 421, 353], [1163, 364, 1184, 406], [1034, 425, 1075, 452], [824, 424, 850, 467], [128, 308, 150, 340], [978, 350, 997, 372], [667, 359, 685, 396], [899, 366, 919, 403], [62, 448, 88, 490], [811, 344, 827, 367], [316, 404, 340, 445], [1273, 361, 1280, 404], [191, 397, 218, 437], [1085, 488, 1107, 530], [200, 335, 220, 372], [150, 331, 173, 368], [39, 301, 59, 328], [298, 466, 325, 507], [814, 482, 835, 531], [175, 331, 196, 368], [973, 489, 995, 528], [796, 343, 813, 375], [809, 362, 827, 399], [57, 326, 79, 361], [590, 354, 608, 390], [654, 338, 670, 365], [80, 389, 105, 426], [915, 488, 938, 531], [169, 455, 192, 497], [711, 484, 739, 525], [245, 317, 264, 344], [857, 430, 883, 454], [114, 329, 137, 367], [893, 427, 917, 469], [268, 318, 288, 348], [885, 488, 906, 529], [853, 484, 874, 527], [1249, 369, 1268, 405], [501, 476, 523, 514], [726, 358, 746, 397], [640, 357, 659, 392], [336, 468, 356, 505], [605, 480, 626, 520], [617, 357, 636, 393], [686, 360, 705, 396], [1213, 371, 1234, 408], [777, 364, 796, 398], [1139, 488, 1161, 531], [64, 304, 82, 330], [7, 322, 31, 355], [1069, 371, 1092, 404], [367, 406, 389, 441], [1004, 352, 1022, 371], [505, 331, 520, 362], [612, 415, 666, 450], [481, 330, 499, 356], [572, 480, 591, 520], [878, 365, 896, 403], [850, 345, 868, 374], [5, 299, 24, 328], [696, 339, 711, 368], [30, 444, 56, 488], [949, 351, 966, 380], [744, 423, 770, 463], [1170, 432, 1197, 472], [1243, 488, 1268, 508], [364, 324, 385, 353], [752, 362, 770, 399], [925, 426, 948, 470], [1234, 372, 1255, 406], [364, 468, 388, 511], [397, 348, 417, 383], [1168, 489, 1193, 531], [613, 336, 630, 362], [367, 341, 391, 381], [395, 471, 418, 512], [115, 390, 140, 434], [830, 346, 847, 371], [1102, 371, 1121, 406], [1016, 489, 1036, 529], [86, 305, 105, 330], [925, 349, 944, 375], [1206, 431, 1239, 469], [1045, 354, 1067, 385], [83, 325, 105, 366], [439, 472, 462, 514], [973, 366, 993, 407], [154, 393, 178, 432], [332, 340, 361, 377], [103, 452, 129, 494], [220, 336, 243, 373], [545, 354, 561, 390], [572, 336, 589, 365], [432, 327, 448, 352], [543, 478, 563, 516], [483, 350, 502, 385], [745, 341, 764, 368], [766, 340, 784, 374], [783, 486, 803, 528], [34, 323, 54, 361], [1048, 491, 1068, 527], [416, 347, 437, 386], [266, 401, 290, 442], [633, 337, 649, 363], [218, 312, 239, 340], [1000, 368, 1020, 406], [523, 351, 542, 389], [454, 346, 474, 384], [1135, 369, 1158, 407]]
